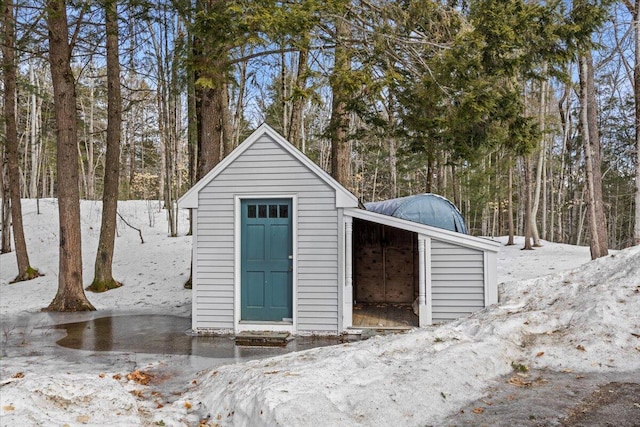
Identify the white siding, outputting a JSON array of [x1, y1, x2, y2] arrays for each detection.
[[431, 239, 484, 322], [195, 135, 339, 332]]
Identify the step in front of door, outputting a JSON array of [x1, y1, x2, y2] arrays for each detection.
[[234, 331, 291, 347]]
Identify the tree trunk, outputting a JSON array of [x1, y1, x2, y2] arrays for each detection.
[[232, 58, 248, 149], [221, 81, 233, 158], [45, 0, 95, 311], [28, 60, 41, 198], [523, 156, 533, 250], [197, 85, 222, 179], [1, 151, 12, 254], [288, 45, 309, 150], [579, 54, 604, 260], [86, 76, 96, 200], [631, 1, 640, 246], [89, 0, 122, 293], [584, 52, 609, 257], [387, 90, 398, 199], [329, 17, 351, 187], [2, 0, 40, 281], [531, 75, 547, 246], [507, 159, 515, 245]]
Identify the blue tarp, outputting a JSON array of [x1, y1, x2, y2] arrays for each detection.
[[364, 193, 468, 234]]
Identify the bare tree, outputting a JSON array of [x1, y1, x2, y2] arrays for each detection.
[[625, 0, 640, 245], [1, 0, 40, 281], [579, 53, 608, 259], [506, 158, 515, 245], [523, 156, 534, 250], [329, 16, 351, 187], [1, 150, 12, 254], [88, 0, 122, 292], [45, 0, 95, 311], [531, 74, 548, 246], [288, 45, 309, 150]]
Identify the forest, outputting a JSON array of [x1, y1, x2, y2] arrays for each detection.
[[0, 1, 638, 310]]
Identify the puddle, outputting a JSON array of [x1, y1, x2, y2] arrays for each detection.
[[2, 313, 349, 411], [53, 314, 344, 359]]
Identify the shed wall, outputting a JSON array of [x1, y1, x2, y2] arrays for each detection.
[[430, 239, 485, 322], [195, 135, 339, 332]]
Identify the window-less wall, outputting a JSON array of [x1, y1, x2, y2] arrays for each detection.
[[430, 240, 485, 322]]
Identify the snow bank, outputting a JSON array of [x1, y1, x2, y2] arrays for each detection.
[[497, 246, 640, 372], [183, 245, 640, 427], [0, 373, 141, 426]]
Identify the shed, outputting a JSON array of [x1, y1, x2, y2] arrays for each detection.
[[179, 124, 500, 335]]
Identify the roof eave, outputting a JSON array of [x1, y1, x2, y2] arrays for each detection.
[[345, 208, 500, 252]]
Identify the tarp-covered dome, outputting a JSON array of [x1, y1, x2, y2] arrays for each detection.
[[364, 193, 468, 234]]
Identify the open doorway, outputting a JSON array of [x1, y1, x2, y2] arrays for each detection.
[[352, 218, 419, 329]]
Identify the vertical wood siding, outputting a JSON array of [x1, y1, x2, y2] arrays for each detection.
[[195, 135, 339, 332], [430, 239, 485, 322]]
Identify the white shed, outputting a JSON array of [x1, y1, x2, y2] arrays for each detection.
[[179, 124, 499, 335]]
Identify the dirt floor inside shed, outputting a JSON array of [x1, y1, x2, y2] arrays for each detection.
[[351, 302, 418, 329]]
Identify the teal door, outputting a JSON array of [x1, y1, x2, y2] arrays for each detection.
[[241, 199, 293, 321]]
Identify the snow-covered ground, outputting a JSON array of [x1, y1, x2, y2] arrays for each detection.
[[1, 199, 638, 426]]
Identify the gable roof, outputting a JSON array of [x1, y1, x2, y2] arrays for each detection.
[[178, 124, 359, 209]]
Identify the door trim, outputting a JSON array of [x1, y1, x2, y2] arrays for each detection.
[[234, 194, 297, 333]]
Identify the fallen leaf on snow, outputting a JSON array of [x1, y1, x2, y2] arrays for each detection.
[[576, 345, 586, 352], [11, 372, 24, 379], [472, 407, 485, 414], [127, 370, 153, 385], [184, 401, 192, 409], [536, 351, 545, 357], [508, 376, 532, 387], [2, 405, 15, 411], [76, 415, 90, 423]]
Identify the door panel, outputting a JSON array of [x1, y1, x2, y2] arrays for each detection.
[[241, 199, 293, 321]]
